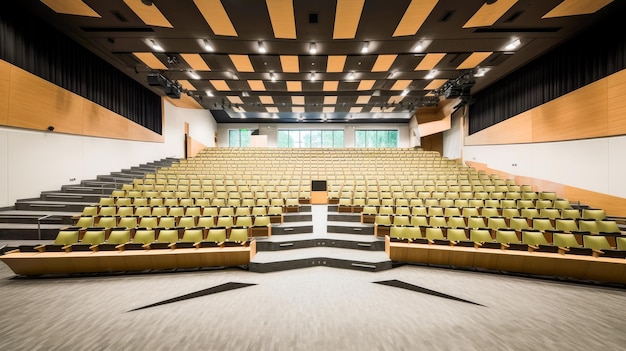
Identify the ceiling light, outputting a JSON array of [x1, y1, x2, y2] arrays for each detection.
[[401, 89, 410, 96], [505, 38, 521, 51], [361, 42, 369, 54], [347, 71, 355, 80], [309, 42, 317, 54], [413, 41, 424, 52], [149, 39, 163, 52], [202, 39, 214, 52], [387, 71, 396, 78], [270, 72, 276, 82], [425, 69, 438, 79], [310, 72, 316, 81], [206, 90, 214, 97], [258, 41, 266, 53], [141, 0, 153, 6], [187, 71, 200, 80], [475, 67, 490, 77], [242, 91, 250, 97], [231, 72, 238, 80], [272, 113, 279, 119]]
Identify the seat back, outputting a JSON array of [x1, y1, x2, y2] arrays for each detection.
[[54, 230, 80, 246], [583, 235, 612, 251], [206, 227, 227, 243], [132, 229, 156, 245], [156, 229, 179, 244], [228, 227, 249, 242], [425, 227, 445, 241], [447, 228, 468, 242], [555, 218, 579, 232], [553, 233, 581, 248], [107, 229, 131, 244], [181, 228, 204, 243], [496, 229, 520, 244], [81, 229, 106, 246], [521, 230, 548, 246], [470, 229, 492, 243]]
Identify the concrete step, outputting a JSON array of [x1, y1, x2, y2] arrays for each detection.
[[40, 191, 105, 203], [15, 200, 94, 212], [248, 247, 392, 273], [255, 233, 385, 252]]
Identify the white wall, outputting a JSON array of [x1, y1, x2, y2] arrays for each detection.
[[0, 100, 217, 208], [217, 123, 410, 147], [462, 135, 626, 198], [443, 112, 462, 159]]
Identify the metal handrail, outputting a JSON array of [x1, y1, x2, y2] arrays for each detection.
[[37, 214, 53, 241]]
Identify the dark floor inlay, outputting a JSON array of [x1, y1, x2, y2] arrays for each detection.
[[128, 282, 256, 312], [374, 279, 484, 306]]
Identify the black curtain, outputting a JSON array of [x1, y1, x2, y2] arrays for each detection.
[[468, 7, 626, 135], [0, 6, 162, 134]]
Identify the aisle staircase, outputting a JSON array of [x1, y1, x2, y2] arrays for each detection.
[[0, 158, 178, 243]]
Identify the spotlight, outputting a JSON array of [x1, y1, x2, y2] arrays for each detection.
[[309, 42, 317, 55], [361, 42, 369, 54], [258, 41, 267, 53], [141, 0, 153, 6], [47, 126, 55, 132]]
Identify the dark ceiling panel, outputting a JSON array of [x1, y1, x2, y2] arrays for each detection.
[[16, 0, 623, 124]]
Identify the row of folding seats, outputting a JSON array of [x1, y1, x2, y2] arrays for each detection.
[[71, 215, 272, 233], [374, 215, 621, 235], [22, 225, 254, 253], [86, 204, 288, 217], [100, 196, 301, 208], [361, 206, 603, 221], [111, 189, 307, 200], [387, 225, 626, 258], [339, 197, 567, 209]]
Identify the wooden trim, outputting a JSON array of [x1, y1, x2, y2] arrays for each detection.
[[466, 161, 626, 216], [1, 60, 163, 142], [0, 245, 255, 276], [188, 135, 208, 158], [386, 239, 626, 285]]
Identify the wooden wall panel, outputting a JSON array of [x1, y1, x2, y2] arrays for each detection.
[[2, 60, 163, 142], [188, 136, 208, 158], [607, 70, 626, 135], [532, 79, 608, 142], [165, 94, 203, 109], [0, 60, 10, 125], [465, 110, 532, 145], [83, 101, 129, 139], [467, 68, 626, 146], [8, 66, 84, 134], [421, 133, 443, 155], [466, 161, 626, 217]]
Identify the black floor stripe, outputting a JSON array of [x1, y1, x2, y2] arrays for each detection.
[[374, 279, 484, 307], [128, 282, 256, 312]]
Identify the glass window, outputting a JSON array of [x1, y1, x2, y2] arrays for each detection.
[[228, 129, 253, 147], [277, 130, 344, 148], [354, 130, 398, 148]]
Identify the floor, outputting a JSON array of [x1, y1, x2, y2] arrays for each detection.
[[1, 205, 626, 350]]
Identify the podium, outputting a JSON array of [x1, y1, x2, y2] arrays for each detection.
[[310, 180, 328, 204]]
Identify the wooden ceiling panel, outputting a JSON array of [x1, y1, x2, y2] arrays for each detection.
[[178, 80, 197, 91], [390, 80, 412, 91], [324, 96, 338, 105], [326, 55, 347, 73], [247, 80, 266, 91], [286, 81, 302, 91], [463, 0, 518, 28], [424, 79, 447, 90], [333, 0, 365, 39], [193, 0, 238, 36], [543, 0, 613, 18], [266, 0, 297, 39], [415, 53, 446, 71], [133, 52, 167, 70], [124, 0, 172, 28], [40, 0, 101, 17], [229, 54, 255, 72], [280, 55, 300, 73], [356, 96, 370, 104], [393, 0, 439, 37], [357, 80, 376, 91], [180, 54, 211, 71], [259, 96, 274, 104], [209, 80, 231, 91], [457, 52, 493, 70], [323, 81, 339, 91], [371, 55, 398, 72]]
